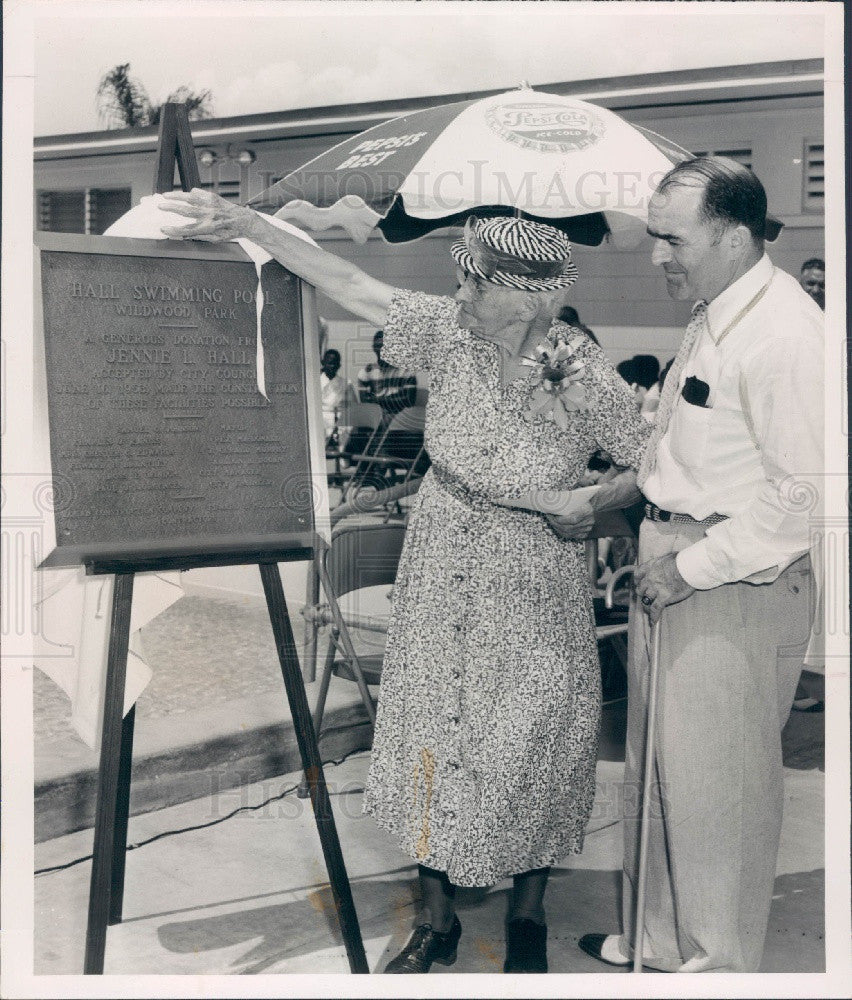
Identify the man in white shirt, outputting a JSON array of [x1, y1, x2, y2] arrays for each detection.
[[579, 157, 824, 972], [319, 347, 350, 440]]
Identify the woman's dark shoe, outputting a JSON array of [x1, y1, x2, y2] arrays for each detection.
[[383, 916, 462, 973], [504, 917, 548, 973]]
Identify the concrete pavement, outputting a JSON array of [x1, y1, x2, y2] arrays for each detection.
[[34, 743, 824, 976]]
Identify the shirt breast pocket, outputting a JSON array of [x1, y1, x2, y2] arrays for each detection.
[[668, 398, 713, 469]]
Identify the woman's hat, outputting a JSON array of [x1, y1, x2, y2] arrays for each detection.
[[451, 216, 578, 291]]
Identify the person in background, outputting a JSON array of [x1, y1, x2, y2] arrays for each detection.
[[577, 156, 823, 972], [629, 354, 661, 406], [799, 257, 825, 310], [639, 356, 674, 423], [557, 304, 599, 345], [320, 347, 351, 442], [616, 354, 660, 412], [356, 329, 417, 420]]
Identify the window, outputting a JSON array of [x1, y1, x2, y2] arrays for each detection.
[[37, 190, 85, 233], [693, 147, 753, 171], [802, 140, 824, 212], [37, 188, 132, 235]]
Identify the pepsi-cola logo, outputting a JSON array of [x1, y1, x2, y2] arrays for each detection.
[[486, 102, 606, 153]]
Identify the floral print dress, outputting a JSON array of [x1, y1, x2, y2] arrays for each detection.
[[362, 289, 650, 887]]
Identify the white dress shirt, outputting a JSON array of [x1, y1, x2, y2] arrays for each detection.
[[643, 254, 824, 590], [320, 372, 348, 436]]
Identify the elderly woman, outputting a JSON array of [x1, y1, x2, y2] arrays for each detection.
[[161, 192, 650, 974]]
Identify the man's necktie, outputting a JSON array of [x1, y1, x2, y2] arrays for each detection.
[[637, 300, 708, 490]]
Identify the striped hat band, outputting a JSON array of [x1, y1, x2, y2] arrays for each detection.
[[450, 216, 578, 291]]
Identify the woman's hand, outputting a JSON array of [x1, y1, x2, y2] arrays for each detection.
[[494, 488, 597, 538], [545, 501, 595, 539], [159, 188, 258, 243]]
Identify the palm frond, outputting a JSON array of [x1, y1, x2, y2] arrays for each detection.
[[149, 86, 214, 127], [96, 63, 152, 129]]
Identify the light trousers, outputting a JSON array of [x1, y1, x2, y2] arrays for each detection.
[[619, 518, 813, 972]]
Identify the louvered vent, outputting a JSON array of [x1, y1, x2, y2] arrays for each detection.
[[803, 140, 824, 212]]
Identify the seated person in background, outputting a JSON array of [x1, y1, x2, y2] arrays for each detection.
[[557, 305, 599, 345], [799, 257, 825, 311], [320, 348, 351, 442], [356, 329, 417, 419]]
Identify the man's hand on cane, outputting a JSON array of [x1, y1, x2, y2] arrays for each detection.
[[634, 553, 695, 625]]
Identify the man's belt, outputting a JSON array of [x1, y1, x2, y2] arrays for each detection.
[[644, 502, 728, 528]]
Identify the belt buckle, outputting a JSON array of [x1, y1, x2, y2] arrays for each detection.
[[650, 503, 671, 522]]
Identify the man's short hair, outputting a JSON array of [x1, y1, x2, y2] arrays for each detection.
[[801, 257, 825, 272], [656, 155, 768, 243]]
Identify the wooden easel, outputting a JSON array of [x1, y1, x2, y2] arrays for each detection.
[[82, 104, 368, 975]]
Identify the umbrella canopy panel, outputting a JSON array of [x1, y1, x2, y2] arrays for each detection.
[[252, 97, 477, 216]]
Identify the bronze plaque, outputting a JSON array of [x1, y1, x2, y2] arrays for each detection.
[[36, 234, 325, 568]]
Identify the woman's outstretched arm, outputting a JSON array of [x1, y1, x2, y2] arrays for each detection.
[[160, 188, 395, 327]]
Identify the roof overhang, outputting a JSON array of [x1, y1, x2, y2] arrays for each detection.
[[35, 59, 824, 161]]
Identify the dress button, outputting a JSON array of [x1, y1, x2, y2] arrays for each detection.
[[448, 760, 460, 770], [452, 572, 465, 582]]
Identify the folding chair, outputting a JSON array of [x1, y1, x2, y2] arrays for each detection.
[[587, 507, 639, 701], [301, 477, 422, 682], [297, 518, 408, 797], [326, 399, 383, 496], [341, 405, 429, 504]]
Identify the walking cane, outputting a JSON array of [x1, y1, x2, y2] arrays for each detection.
[[632, 612, 663, 973]]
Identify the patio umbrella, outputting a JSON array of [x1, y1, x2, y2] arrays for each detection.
[[249, 87, 782, 247]]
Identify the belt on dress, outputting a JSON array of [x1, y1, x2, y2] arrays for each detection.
[[644, 502, 728, 528], [431, 462, 496, 508]]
